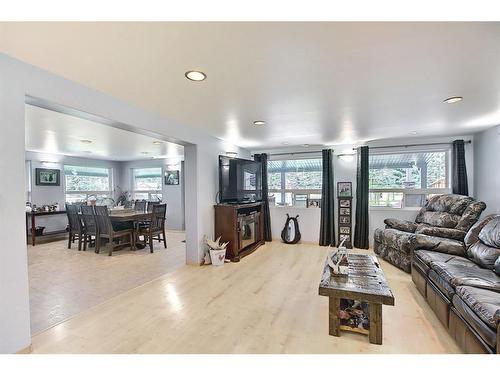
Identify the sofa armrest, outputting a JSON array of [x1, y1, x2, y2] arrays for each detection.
[[415, 225, 467, 242], [384, 218, 417, 233]]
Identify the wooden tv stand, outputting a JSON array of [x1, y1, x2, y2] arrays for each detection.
[[214, 202, 265, 262]]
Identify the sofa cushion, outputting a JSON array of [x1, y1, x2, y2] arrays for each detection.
[[415, 211, 461, 229], [384, 218, 417, 233], [414, 234, 466, 256], [464, 214, 498, 249], [452, 293, 498, 348], [467, 242, 500, 270], [420, 194, 474, 215], [429, 269, 455, 299], [431, 261, 500, 292], [456, 201, 487, 232], [414, 250, 456, 274], [478, 216, 500, 248], [495, 257, 500, 276], [415, 225, 466, 241], [455, 285, 500, 330]]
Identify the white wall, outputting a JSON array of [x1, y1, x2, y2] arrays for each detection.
[[474, 125, 500, 215], [0, 53, 248, 353]]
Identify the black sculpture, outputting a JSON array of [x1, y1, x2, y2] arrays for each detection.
[[281, 214, 301, 244]]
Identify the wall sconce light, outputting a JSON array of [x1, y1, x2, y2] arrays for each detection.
[[225, 151, 237, 158], [337, 153, 355, 162]]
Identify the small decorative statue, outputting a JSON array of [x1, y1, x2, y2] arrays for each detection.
[[281, 214, 301, 244], [327, 238, 349, 276]]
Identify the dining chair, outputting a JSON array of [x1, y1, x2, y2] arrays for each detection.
[[80, 205, 98, 252], [94, 206, 135, 256], [138, 203, 167, 253], [66, 204, 85, 250], [134, 200, 147, 213]]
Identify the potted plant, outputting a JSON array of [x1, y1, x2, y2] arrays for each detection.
[[206, 237, 228, 266]]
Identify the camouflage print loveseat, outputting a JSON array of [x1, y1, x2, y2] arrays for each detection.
[[373, 194, 486, 273]]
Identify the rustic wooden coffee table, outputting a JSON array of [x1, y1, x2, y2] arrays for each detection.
[[318, 253, 395, 345]]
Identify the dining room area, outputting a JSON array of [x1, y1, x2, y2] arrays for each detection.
[[25, 102, 187, 335]]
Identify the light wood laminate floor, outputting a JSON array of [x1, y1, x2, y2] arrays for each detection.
[[28, 231, 186, 335], [30, 241, 462, 353]]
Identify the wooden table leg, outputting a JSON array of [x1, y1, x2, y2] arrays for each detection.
[[369, 303, 383, 345], [31, 213, 36, 246], [329, 296, 340, 337]]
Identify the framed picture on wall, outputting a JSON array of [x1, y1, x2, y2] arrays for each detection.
[[339, 234, 351, 244], [164, 170, 180, 185], [340, 208, 350, 216], [340, 199, 351, 208], [337, 182, 352, 198], [339, 216, 350, 224], [339, 226, 350, 234], [35, 168, 60, 186]]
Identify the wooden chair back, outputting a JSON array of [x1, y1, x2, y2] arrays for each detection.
[[94, 206, 112, 236], [134, 200, 147, 212]]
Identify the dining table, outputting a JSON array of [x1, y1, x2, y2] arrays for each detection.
[[109, 210, 153, 249]]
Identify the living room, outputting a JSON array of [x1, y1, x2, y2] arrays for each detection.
[[1, 2, 499, 374]]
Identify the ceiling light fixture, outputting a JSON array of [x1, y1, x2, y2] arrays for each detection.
[[226, 151, 237, 158], [80, 139, 92, 144], [281, 141, 290, 146], [185, 70, 207, 82], [253, 120, 266, 126], [443, 96, 463, 104], [303, 144, 310, 148], [153, 141, 163, 145], [409, 131, 418, 135]]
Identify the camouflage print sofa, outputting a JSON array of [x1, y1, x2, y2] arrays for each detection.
[[373, 194, 486, 273]]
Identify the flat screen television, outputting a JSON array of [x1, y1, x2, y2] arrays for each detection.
[[219, 155, 262, 203]]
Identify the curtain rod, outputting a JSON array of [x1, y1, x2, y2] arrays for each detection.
[[353, 140, 471, 150], [252, 150, 327, 157]]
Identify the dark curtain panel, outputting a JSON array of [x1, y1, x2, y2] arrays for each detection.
[[354, 146, 369, 249], [452, 140, 469, 196], [254, 153, 272, 241], [319, 149, 335, 246]]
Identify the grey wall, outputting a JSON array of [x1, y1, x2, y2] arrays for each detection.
[[474, 125, 500, 215], [0, 53, 248, 353]]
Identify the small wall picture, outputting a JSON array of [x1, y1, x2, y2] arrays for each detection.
[[165, 170, 180, 185], [337, 182, 352, 198], [339, 234, 351, 243], [340, 216, 350, 224], [307, 199, 321, 208], [339, 226, 351, 234], [340, 199, 351, 208], [35, 168, 60, 186], [340, 208, 350, 216]]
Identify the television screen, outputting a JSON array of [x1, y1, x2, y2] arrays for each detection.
[[219, 156, 262, 203]]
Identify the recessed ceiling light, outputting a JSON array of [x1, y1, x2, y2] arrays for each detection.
[[303, 144, 310, 148], [226, 151, 238, 158], [281, 141, 290, 145], [443, 96, 463, 104], [409, 131, 418, 135], [153, 141, 162, 145], [253, 120, 266, 126], [185, 70, 206, 82], [141, 151, 149, 155], [80, 139, 92, 144]]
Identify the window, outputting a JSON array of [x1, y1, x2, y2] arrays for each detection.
[[132, 167, 163, 201], [369, 150, 450, 208], [267, 158, 322, 207], [64, 165, 112, 204]]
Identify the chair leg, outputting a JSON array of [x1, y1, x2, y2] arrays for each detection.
[[68, 231, 72, 249], [78, 234, 82, 251], [163, 229, 167, 248], [83, 235, 87, 251], [108, 239, 113, 256], [149, 234, 154, 253], [95, 237, 100, 254]]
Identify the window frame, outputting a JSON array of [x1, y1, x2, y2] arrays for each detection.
[[368, 147, 452, 209], [63, 165, 113, 204], [267, 156, 323, 207], [131, 167, 163, 201]]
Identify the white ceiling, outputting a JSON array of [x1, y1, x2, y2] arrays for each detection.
[[3, 22, 500, 149], [25, 104, 184, 161]]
